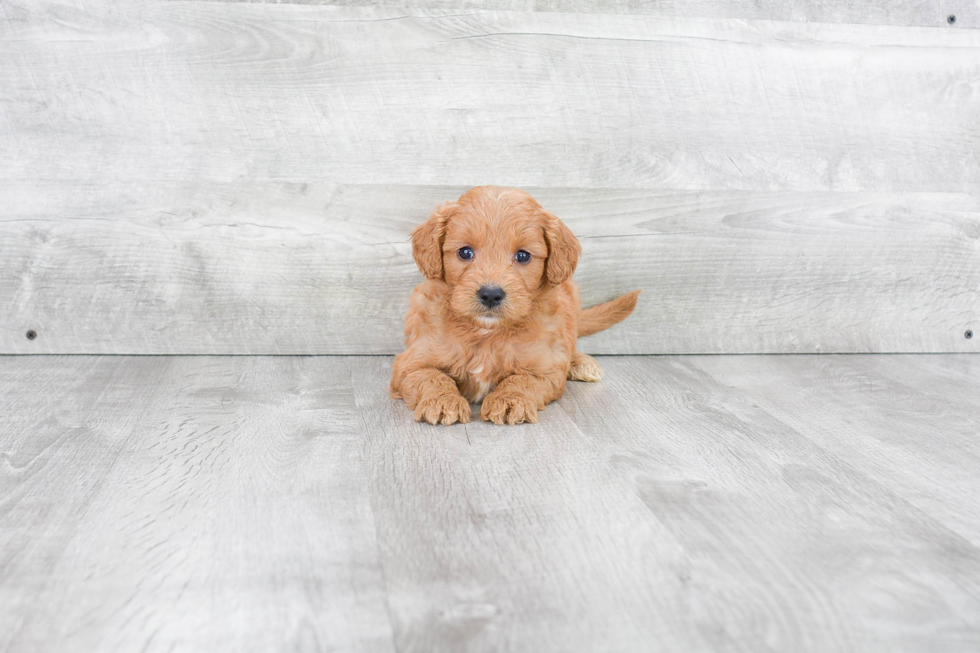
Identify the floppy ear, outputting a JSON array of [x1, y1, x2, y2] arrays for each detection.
[[411, 201, 457, 279], [541, 210, 581, 286]]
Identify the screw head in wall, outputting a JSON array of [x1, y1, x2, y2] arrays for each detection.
[[26, 330, 37, 340], [948, 14, 956, 24], [967, 329, 974, 340]]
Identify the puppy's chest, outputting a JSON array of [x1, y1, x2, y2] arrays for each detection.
[[455, 340, 544, 403], [456, 344, 504, 402], [461, 361, 494, 403]]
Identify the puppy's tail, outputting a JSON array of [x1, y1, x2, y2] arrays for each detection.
[[578, 290, 640, 338]]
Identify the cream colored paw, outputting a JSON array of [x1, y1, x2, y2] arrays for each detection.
[[568, 352, 603, 382]]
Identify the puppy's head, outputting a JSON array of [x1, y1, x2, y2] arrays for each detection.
[[412, 186, 581, 328]]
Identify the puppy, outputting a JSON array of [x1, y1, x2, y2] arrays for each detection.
[[391, 186, 639, 425]]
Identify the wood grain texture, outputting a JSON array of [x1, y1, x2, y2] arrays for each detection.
[[351, 356, 706, 652], [0, 356, 395, 653], [3, 1, 979, 355], [1, 353, 979, 651], [210, 0, 978, 28], [561, 355, 980, 651], [3, 182, 978, 354], [3, 2, 980, 192], [692, 354, 980, 545]]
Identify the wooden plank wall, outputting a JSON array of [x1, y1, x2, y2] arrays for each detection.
[[1, 1, 978, 354]]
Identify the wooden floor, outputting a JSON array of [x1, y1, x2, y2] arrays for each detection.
[[1, 355, 978, 652]]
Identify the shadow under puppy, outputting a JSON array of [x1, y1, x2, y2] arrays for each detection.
[[391, 186, 639, 425]]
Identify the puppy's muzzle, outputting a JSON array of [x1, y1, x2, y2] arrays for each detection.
[[477, 286, 506, 309]]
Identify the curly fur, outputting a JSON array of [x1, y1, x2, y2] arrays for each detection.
[[391, 186, 639, 425]]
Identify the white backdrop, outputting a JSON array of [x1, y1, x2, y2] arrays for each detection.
[[2, 1, 978, 353]]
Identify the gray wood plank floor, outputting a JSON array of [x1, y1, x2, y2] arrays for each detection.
[[1, 355, 978, 652]]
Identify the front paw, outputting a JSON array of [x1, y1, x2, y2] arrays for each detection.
[[480, 391, 538, 425], [414, 392, 472, 425]]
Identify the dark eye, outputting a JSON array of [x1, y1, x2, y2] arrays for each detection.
[[515, 250, 531, 264], [458, 246, 474, 261]]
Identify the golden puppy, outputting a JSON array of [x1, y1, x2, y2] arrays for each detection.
[[391, 186, 639, 425]]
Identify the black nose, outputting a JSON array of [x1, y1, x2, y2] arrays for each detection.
[[477, 286, 506, 309]]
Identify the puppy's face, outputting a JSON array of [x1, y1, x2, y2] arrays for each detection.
[[412, 187, 581, 328], [442, 206, 548, 327]]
